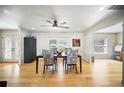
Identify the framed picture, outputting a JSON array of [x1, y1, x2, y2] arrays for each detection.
[[48, 38, 71, 48], [72, 39, 80, 47], [49, 39, 57, 48]]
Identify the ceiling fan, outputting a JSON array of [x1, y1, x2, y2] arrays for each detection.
[[40, 19, 69, 29]]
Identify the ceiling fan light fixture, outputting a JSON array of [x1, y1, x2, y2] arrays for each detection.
[[31, 27, 35, 30], [40, 19, 69, 30], [53, 26, 58, 30]]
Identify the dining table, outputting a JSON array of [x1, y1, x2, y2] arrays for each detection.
[[35, 54, 82, 73]]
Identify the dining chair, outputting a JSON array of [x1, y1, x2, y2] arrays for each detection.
[[50, 48, 57, 54], [42, 49, 49, 56], [42, 49, 55, 74], [49, 48, 58, 70], [43, 53, 55, 74], [65, 50, 78, 74], [63, 48, 72, 68]]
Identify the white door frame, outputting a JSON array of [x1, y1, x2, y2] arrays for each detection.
[[0, 30, 20, 62], [122, 22, 124, 84]]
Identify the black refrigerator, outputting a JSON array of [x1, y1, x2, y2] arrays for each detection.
[[24, 37, 36, 63]]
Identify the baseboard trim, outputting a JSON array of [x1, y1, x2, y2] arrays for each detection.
[[0, 61, 19, 63]]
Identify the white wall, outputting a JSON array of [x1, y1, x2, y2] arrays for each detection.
[[117, 32, 122, 44], [0, 32, 2, 60], [83, 32, 118, 61], [1, 28, 120, 63], [83, 32, 93, 62], [0, 28, 31, 63], [82, 11, 123, 61], [0, 28, 32, 63], [93, 33, 117, 59], [32, 32, 84, 57]]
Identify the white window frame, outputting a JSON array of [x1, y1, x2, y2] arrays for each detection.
[[93, 38, 108, 54]]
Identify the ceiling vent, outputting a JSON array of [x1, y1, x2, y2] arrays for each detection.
[[108, 5, 124, 10]]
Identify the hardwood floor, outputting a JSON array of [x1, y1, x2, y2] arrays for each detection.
[[0, 59, 123, 87]]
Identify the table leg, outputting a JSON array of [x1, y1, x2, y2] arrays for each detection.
[[63, 57, 67, 71], [36, 57, 38, 73], [55, 59, 57, 71], [80, 56, 82, 72]]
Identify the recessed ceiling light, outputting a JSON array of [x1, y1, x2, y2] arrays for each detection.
[[31, 28, 35, 30], [3, 9, 10, 15]]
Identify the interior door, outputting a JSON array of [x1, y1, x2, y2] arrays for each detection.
[[4, 37, 12, 60], [1, 35, 19, 62], [11, 37, 20, 61]]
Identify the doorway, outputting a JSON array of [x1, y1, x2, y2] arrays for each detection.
[[0, 31, 20, 62]]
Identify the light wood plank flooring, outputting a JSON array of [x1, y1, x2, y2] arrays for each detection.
[[0, 59, 123, 87]]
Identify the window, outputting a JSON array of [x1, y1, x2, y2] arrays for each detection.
[[93, 39, 108, 54]]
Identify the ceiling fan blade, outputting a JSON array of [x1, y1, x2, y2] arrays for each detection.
[[57, 26, 69, 29], [61, 21, 67, 25], [46, 20, 53, 24], [40, 25, 51, 27]]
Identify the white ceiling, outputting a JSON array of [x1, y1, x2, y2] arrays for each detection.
[[94, 22, 122, 33], [0, 5, 122, 32]]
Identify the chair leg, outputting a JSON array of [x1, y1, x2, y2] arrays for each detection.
[[55, 60, 58, 71], [75, 64, 78, 74], [65, 63, 66, 71], [43, 65, 45, 74], [54, 64, 56, 71], [66, 65, 68, 74], [52, 65, 54, 74], [63, 59, 65, 67], [65, 60, 67, 71]]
